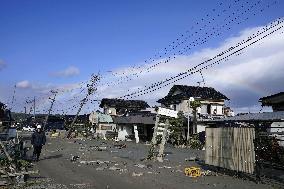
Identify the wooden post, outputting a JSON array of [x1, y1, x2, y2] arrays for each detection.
[[157, 119, 169, 162]]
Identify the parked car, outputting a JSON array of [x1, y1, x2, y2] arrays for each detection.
[[22, 126, 35, 132]]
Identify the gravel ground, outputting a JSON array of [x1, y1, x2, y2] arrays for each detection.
[[14, 134, 280, 189]]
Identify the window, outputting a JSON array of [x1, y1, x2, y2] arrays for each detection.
[[137, 125, 145, 134], [207, 104, 211, 114]]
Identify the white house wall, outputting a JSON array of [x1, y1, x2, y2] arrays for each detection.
[[268, 122, 284, 147], [168, 99, 225, 115], [96, 123, 116, 138], [197, 123, 206, 133], [117, 124, 133, 141], [117, 124, 150, 141]]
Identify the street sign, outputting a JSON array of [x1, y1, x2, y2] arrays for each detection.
[[157, 107, 178, 118]]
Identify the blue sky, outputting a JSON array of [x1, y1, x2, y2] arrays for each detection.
[[0, 0, 284, 114]]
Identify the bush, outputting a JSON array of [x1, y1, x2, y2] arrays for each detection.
[[188, 134, 203, 150]]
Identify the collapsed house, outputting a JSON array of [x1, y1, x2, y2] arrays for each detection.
[[99, 98, 150, 116], [113, 111, 156, 141], [157, 85, 230, 133], [98, 98, 155, 141]]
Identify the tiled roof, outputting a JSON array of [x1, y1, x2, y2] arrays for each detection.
[[157, 85, 229, 104], [259, 92, 284, 106], [203, 111, 284, 122], [99, 98, 150, 109]]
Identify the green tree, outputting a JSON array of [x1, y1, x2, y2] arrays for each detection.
[[169, 111, 185, 146]]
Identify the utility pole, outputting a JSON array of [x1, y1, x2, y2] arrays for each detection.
[[157, 118, 170, 162], [187, 97, 194, 141], [66, 74, 100, 138], [10, 84, 16, 111], [43, 90, 57, 130], [187, 108, 190, 141], [33, 96, 36, 119]]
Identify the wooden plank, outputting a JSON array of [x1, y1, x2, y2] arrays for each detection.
[[205, 127, 255, 174]]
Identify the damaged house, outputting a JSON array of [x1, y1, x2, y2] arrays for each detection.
[[113, 111, 156, 142], [99, 98, 154, 141], [99, 98, 150, 116], [89, 111, 116, 139], [157, 85, 229, 133]]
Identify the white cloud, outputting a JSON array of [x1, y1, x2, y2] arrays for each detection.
[[0, 60, 7, 71], [96, 20, 284, 113], [50, 66, 80, 78], [16, 80, 31, 89]]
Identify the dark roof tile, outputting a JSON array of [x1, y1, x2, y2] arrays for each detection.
[[100, 98, 150, 109], [157, 85, 229, 104]]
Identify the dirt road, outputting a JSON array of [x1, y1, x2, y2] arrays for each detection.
[[22, 135, 274, 189]]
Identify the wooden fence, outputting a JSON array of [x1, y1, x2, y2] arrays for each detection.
[[205, 127, 255, 174]]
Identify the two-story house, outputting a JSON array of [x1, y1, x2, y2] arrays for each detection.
[[157, 85, 229, 116], [157, 85, 229, 134]]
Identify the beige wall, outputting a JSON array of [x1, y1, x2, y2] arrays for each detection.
[[165, 99, 225, 115]]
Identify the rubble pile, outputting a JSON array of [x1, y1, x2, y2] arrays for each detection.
[[0, 140, 35, 187]]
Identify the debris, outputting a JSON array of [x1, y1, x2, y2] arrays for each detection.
[[70, 156, 80, 162], [185, 156, 198, 161], [109, 166, 121, 171], [146, 164, 153, 169], [79, 161, 97, 165], [1, 170, 39, 178], [201, 170, 218, 176], [79, 147, 86, 151], [134, 164, 146, 169], [184, 167, 201, 178], [113, 144, 126, 149], [90, 146, 107, 151], [171, 169, 183, 173], [0, 180, 8, 186], [50, 132, 60, 138], [158, 166, 172, 169], [96, 167, 106, 171], [98, 146, 107, 151], [132, 172, 143, 177]]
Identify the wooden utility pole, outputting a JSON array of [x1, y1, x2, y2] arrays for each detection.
[[151, 114, 160, 145], [33, 96, 36, 119], [43, 90, 57, 130], [66, 74, 100, 138]]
